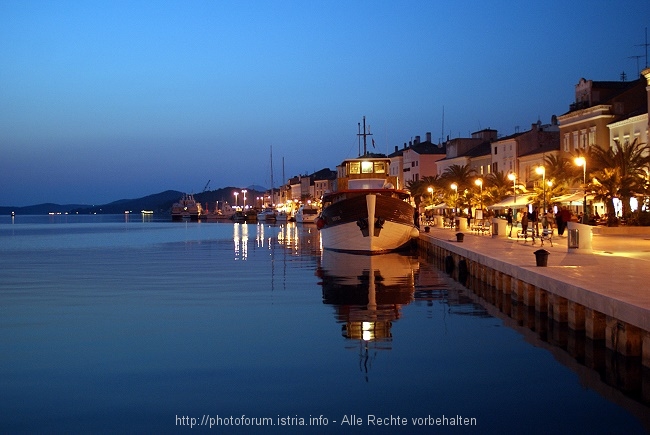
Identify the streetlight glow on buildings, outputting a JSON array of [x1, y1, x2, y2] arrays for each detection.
[[574, 157, 587, 223]]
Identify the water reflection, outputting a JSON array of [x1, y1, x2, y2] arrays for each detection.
[[317, 251, 418, 380], [233, 223, 249, 260]]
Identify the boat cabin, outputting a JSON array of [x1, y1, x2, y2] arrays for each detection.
[[336, 157, 400, 191]]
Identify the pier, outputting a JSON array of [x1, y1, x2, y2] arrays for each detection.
[[418, 226, 650, 368]]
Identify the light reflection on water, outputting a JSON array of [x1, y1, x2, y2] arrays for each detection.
[[0, 215, 648, 434]]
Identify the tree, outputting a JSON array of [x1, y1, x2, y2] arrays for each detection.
[[441, 164, 476, 190], [406, 175, 444, 207], [590, 139, 650, 221], [484, 171, 512, 205]]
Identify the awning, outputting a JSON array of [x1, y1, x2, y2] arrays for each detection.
[[425, 202, 448, 210], [487, 195, 532, 209], [551, 192, 594, 205]]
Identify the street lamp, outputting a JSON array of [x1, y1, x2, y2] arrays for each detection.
[[535, 166, 546, 212], [242, 189, 248, 210], [474, 178, 483, 212], [450, 183, 458, 214], [234, 192, 239, 209], [508, 172, 517, 221], [574, 157, 587, 223], [427, 186, 433, 204]]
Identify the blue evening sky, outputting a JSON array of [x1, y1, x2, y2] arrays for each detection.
[[2, 0, 649, 206]]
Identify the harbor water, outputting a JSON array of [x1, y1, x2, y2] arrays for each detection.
[[0, 215, 648, 434]]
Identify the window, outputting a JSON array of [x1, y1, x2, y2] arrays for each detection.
[[374, 162, 386, 173], [494, 147, 498, 155], [361, 161, 373, 173], [564, 134, 570, 152], [349, 162, 360, 174]]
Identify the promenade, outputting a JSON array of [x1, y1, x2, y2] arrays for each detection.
[[418, 224, 650, 366]]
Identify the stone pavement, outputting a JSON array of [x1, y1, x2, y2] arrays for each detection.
[[419, 225, 650, 333]]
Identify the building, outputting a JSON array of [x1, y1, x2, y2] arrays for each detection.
[[558, 76, 647, 154], [492, 119, 560, 188], [390, 132, 446, 187], [436, 129, 497, 176]]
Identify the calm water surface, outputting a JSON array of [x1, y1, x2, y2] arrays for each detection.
[[0, 215, 648, 434]]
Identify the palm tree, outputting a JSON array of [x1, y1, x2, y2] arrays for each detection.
[[484, 171, 512, 205], [544, 154, 577, 190], [440, 165, 476, 214], [590, 139, 650, 220], [590, 167, 623, 226], [441, 164, 476, 190]]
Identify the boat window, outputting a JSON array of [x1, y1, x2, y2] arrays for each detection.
[[374, 162, 386, 173], [349, 162, 360, 174], [361, 161, 373, 173]]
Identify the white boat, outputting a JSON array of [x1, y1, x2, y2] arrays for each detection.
[[275, 210, 289, 222], [257, 208, 277, 222], [316, 118, 419, 253], [295, 204, 319, 224]]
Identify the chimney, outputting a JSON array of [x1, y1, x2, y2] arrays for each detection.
[[414, 136, 420, 144], [395, 145, 398, 153], [426, 132, 431, 142]]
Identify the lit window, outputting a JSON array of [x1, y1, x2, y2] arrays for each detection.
[[361, 161, 373, 173]]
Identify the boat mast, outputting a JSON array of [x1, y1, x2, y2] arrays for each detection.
[[357, 116, 372, 156], [270, 145, 274, 207]]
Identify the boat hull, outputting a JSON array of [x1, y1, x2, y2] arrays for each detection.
[[319, 191, 419, 254]]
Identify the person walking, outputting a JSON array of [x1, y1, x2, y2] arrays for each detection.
[[531, 207, 540, 237], [545, 209, 555, 234], [506, 208, 513, 237], [521, 210, 529, 241], [556, 207, 564, 236]]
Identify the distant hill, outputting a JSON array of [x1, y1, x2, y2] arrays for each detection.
[[0, 203, 92, 215], [69, 190, 184, 214], [2, 186, 270, 216]]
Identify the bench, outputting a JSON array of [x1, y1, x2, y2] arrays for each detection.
[[516, 228, 553, 246], [470, 220, 491, 236]]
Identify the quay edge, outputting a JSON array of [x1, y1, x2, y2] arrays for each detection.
[[417, 229, 650, 368]]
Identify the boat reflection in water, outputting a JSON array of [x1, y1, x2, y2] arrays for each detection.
[[317, 251, 418, 379]]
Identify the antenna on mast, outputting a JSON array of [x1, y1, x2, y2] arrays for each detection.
[[357, 121, 361, 156], [440, 106, 445, 145], [357, 116, 372, 156], [636, 27, 649, 70]]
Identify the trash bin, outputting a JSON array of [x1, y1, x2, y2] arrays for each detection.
[[424, 226, 430, 233], [534, 249, 550, 267], [568, 229, 579, 249], [456, 232, 464, 242], [566, 222, 593, 253]]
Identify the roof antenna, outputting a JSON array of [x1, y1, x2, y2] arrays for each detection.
[[636, 27, 649, 69]]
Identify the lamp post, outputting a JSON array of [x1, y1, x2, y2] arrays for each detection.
[[242, 189, 248, 210], [234, 192, 239, 209], [574, 157, 587, 223], [450, 183, 458, 214], [535, 166, 546, 212], [508, 172, 517, 221], [474, 178, 483, 212], [427, 186, 434, 205]]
